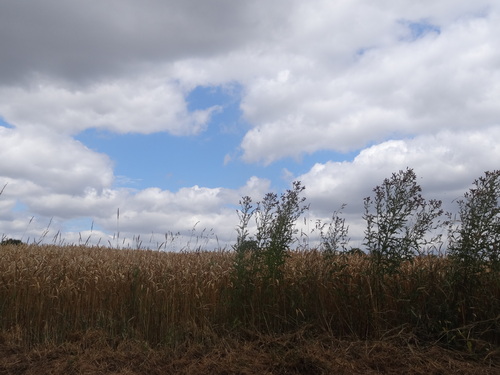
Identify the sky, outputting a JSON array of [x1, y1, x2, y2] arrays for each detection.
[[0, 1, 499, 250]]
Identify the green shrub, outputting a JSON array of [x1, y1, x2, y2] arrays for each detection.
[[254, 181, 309, 281], [233, 181, 308, 280], [231, 181, 308, 329], [316, 204, 350, 256], [448, 170, 500, 272], [1, 238, 24, 246], [447, 170, 500, 328], [363, 168, 446, 275]]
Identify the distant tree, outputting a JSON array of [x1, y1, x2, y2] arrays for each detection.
[[1, 238, 24, 246]]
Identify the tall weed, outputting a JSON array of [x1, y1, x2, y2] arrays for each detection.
[[363, 168, 446, 275], [447, 170, 500, 330], [316, 204, 350, 256], [448, 170, 500, 272], [231, 181, 308, 330]]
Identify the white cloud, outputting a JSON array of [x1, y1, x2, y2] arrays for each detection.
[[297, 127, 500, 242], [0, 173, 275, 246], [2, 1, 498, 158], [238, 8, 500, 163], [0, 127, 113, 195], [0, 76, 218, 136], [1, 1, 499, 250]]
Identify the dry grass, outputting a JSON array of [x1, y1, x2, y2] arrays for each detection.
[[1, 328, 498, 374], [0, 243, 499, 373]]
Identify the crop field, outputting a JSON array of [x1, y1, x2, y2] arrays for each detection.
[[0, 243, 499, 374], [0, 169, 498, 373]]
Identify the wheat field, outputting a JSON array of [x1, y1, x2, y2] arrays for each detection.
[[1, 243, 498, 350]]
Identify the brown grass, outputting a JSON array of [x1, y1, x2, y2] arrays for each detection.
[[0, 243, 499, 374], [1, 328, 498, 374]]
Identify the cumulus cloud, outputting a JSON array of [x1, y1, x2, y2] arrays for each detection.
[[297, 127, 500, 242], [0, 76, 218, 135], [2, 1, 498, 150], [239, 8, 500, 163], [0, 127, 113, 195], [0, 0, 289, 84], [1, 1, 499, 249], [0, 171, 274, 247], [0, 0, 282, 137]]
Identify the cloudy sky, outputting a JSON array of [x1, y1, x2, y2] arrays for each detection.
[[1, 1, 499, 249]]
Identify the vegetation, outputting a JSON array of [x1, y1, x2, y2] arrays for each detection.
[[0, 169, 499, 373], [315, 203, 350, 256], [0, 238, 24, 246], [448, 170, 500, 272], [363, 168, 446, 274]]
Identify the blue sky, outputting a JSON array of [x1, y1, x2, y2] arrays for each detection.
[[75, 84, 250, 191], [0, 1, 499, 249], [75, 84, 357, 193]]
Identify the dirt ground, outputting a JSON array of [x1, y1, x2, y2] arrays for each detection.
[[1, 329, 499, 375]]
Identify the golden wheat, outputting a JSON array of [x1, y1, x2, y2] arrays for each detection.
[[0, 244, 498, 348]]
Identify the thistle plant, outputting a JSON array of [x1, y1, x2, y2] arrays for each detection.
[[234, 196, 254, 254], [448, 170, 500, 277], [230, 182, 308, 328], [231, 196, 258, 317], [254, 181, 309, 281], [363, 168, 445, 274], [316, 204, 350, 256]]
